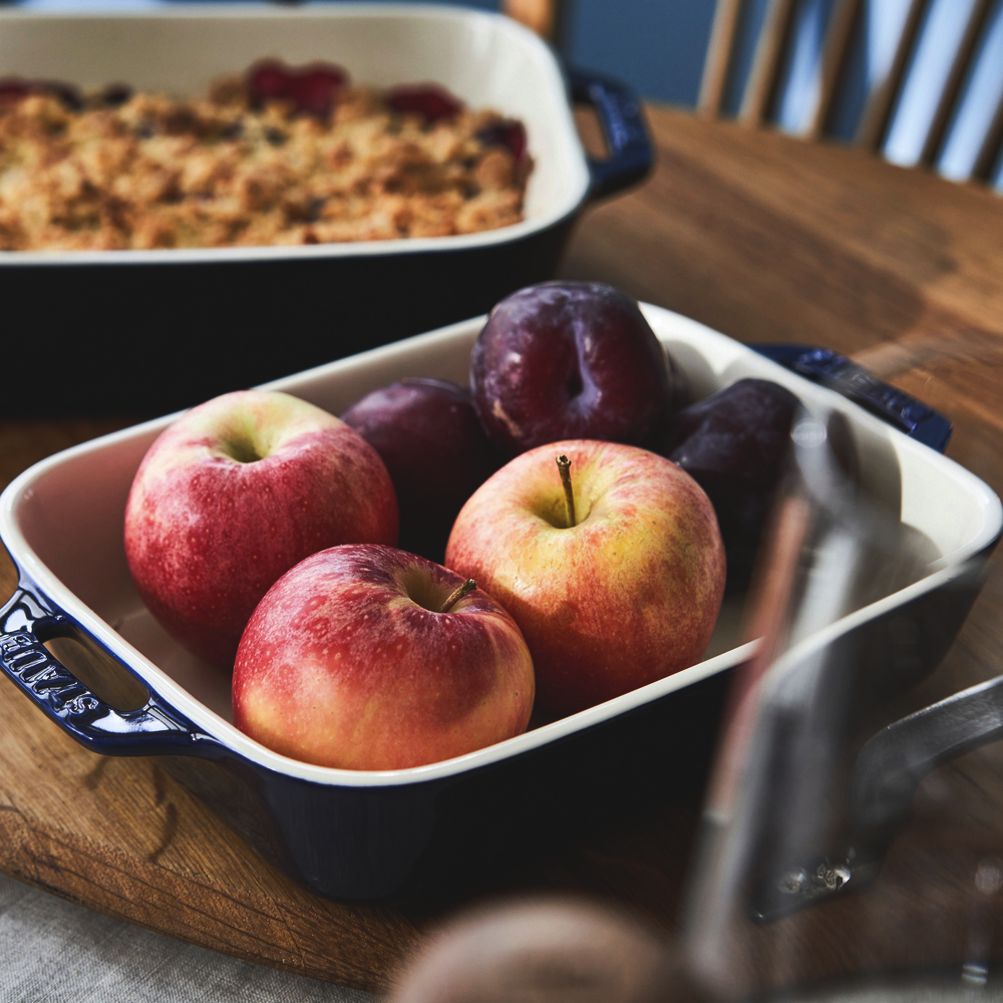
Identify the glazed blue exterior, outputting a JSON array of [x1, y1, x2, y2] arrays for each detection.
[[0, 571, 732, 899]]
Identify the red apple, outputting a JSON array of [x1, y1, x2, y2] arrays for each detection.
[[232, 544, 535, 770], [445, 439, 725, 717], [124, 389, 398, 667]]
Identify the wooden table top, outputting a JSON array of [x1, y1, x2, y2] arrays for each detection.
[[1, 104, 1001, 998]]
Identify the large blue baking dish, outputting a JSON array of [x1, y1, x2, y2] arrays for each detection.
[[0, 5, 650, 415], [1, 305, 999, 900]]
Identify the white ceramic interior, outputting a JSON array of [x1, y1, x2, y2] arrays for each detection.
[[0, 4, 590, 265], [2, 304, 1001, 788]]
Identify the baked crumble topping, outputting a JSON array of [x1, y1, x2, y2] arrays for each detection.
[[0, 66, 531, 251]]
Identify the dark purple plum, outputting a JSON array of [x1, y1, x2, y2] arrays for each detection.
[[342, 378, 498, 561], [470, 282, 682, 455], [663, 378, 801, 586]]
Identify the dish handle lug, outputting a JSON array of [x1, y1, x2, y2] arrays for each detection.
[[0, 580, 220, 758], [567, 67, 654, 201], [753, 343, 952, 452]]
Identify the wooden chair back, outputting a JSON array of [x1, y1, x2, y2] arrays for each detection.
[[504, 0, 566, 42], [503, 0, 1003, 185]]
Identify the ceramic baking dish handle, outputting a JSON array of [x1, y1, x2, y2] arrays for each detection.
[[567, 67, 654, 201], [754, 343, 952, 452], [0, 580, 218, 758]]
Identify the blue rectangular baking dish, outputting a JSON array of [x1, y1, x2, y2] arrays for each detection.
[[0, 306, 999, 900], [0, 6, 651, 417]]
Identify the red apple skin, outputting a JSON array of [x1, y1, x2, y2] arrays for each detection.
[[445, 439, 725, 718], [232, 544, 535, 770], [124, 390, 398, 668]]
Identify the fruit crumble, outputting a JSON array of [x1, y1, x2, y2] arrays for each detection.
[[0, 62, 532, 251]]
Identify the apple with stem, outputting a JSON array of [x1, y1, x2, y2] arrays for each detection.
[[233, 544, 535, 770], [124, 389, 398, 667], [446, 439, 725, 717]]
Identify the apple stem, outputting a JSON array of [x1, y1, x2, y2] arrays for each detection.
[[440, 578, 476, 613], [557, 454, 576, 528]]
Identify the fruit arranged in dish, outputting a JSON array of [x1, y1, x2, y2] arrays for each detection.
[[124, 281, 800, 767], [0, 61, 531, 251]]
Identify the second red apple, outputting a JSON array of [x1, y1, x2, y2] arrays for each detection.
[[446, 439, 725, 717], [233, 544, 535, 769]]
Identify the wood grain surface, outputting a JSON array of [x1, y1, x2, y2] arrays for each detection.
[[1, 106, 1002, 997]]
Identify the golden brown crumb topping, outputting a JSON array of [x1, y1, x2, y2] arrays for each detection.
[[0, 78, 531, 251]]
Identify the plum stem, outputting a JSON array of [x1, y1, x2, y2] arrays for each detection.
[[557, 454, 576, 528], [440, 578, 476, 613]]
